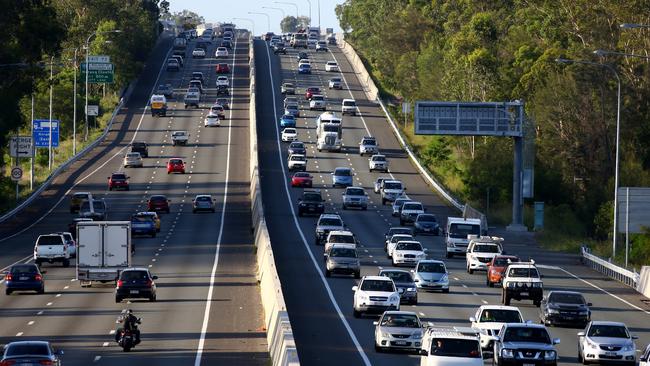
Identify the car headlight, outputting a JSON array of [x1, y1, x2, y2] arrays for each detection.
[[357, 293, 369, 302], [381, 331, 390, 338], [506, 282, 515, 288], [396, 253, 403, 258], [448, 242, 456, 247], [532, 282, 543, 288], [587, 339, 599, 349], [579, 310, 589, 315], [548, 308, 559, 314], [622, 344, 634, 352], [411, 332, 423, 340], [544, 350, 556, 360], [501, 349, 514, 358], [406, 287, 416, 292], [389, 295, 400, 303], [440, 274, 448, 282]]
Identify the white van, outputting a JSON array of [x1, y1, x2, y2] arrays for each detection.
[[342, 98, 357, 115], [445, 217, 482, 258]]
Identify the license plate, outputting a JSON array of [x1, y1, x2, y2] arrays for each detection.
[[520, 292, 528, 296], [523, 364, 535, 366], [308, 207, 315, 211], [130, 290, 139, 294], [19, 277, 29, 281], [395, 341, 407, 345], [605, 352, 617, 357]]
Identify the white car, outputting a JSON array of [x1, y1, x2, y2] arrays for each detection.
[[123, 152, 143, 168], [324, 230, 357, 256], [298, 59, 311, 66], [369, 154, 389, 172], [466, 236, 504, 274], [578, 321, 637, 365], [328, 77, 342, 89], [352, 275, 400, 318], [281, 128, 297, 142], [374, 311, 424, 352], [325, 61, 339, 72], [316, 41, 328, 52], [209, 104, 225, 119], [469, 305, 523, 350], [204, 113, 221, 127], [386, 234, 414, 258], [215, 47, 229, 58], [342, 98, 357, 115], [216, 76, 229, 87], [192, 48, 206, 58], [420, 327, 484, 366], [391, 240, 426, 266], [287, 154, 307, 171], [309, 95, 326, 111]]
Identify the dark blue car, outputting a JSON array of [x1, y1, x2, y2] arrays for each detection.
[[131, 215, 156, 238], [5, 264, 44, 295]]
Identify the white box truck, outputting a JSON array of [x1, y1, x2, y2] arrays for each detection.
[[76, 221, 131, 286]]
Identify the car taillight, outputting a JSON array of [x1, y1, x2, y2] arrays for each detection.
[[34, 274, 42, 281], [145, 280, 153, 287], [1, 360, 17, 366], [117, 280, 123, 288], [4, 274, 12, 281], [39, 361, 54, 365]]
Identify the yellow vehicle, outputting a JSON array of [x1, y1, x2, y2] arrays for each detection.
[[135, 211, 161, 232], [150, 94, 168, 117]]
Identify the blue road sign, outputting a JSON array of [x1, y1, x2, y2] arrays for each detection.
[[33, 119, 60, 148]]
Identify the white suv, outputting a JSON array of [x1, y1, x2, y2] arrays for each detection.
[[309, 95, 326, 111], [386, 234, 413, 258], [392, 240, 426, 267], [465, 236, 504, 274], [287, 154, 307, 171], [325, 61, 339, 72], [324, 230, 357, 256], [341, 98, 357, 115], [369, 154, 389, 172], [374, 311, 424, 352], [352, 276, 400, 317], [419, 327, 484, 366], [469, 305, 523, 350]]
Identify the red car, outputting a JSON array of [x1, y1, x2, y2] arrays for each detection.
[[305, 87, 321, 100], [167, 158, 186, 174], [291, 172, 313, 187], [486, 255, 521, 287], [147, 195, 170, 213], [216, 63, 230, 74], [108, 172, 129, 191]]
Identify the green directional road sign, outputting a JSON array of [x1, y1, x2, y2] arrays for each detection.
[[80, 62, 115, 83]]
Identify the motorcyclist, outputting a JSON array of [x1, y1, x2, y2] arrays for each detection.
[[115, 309, 141, 345]]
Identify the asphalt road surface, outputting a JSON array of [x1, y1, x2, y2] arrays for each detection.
[[254, 38, 650, 366], [0, 32, 268, 365]]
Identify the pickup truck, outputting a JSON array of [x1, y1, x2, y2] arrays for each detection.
[[171, 131, 189, 146], [184, 91, 200, 108], [34, 233, 71, 267]]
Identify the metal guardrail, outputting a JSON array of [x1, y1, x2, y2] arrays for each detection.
[[580, 246, 640, 288]]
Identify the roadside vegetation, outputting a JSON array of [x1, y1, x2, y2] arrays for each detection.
[[0, 0, 169, 214], [336, 1, 650, 268]]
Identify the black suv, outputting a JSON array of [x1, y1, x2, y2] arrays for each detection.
[[216, 85, 229, 96], [115, 268, 158, 303], [297, 190, 325, 216], [539, 290, 591, 327], [273, 42, 287, 54], [131, 141, 148, 158], [296, 51, 309, 61], [494, 323, 559, 366]]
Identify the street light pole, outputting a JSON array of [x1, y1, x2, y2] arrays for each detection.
[[305, 0, 312, 27], [262, 7, 286, 32], [248, 12, 270, 33], [620, 23, 650, 29], [275, 1, 299, 18], [555, 57, 622, 259], [48, 55, 54, 171]]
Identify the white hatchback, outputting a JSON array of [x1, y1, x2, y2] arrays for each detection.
[[204, 113, 221, 127], [215, 47, 228, 58], [325, 61, 339, 72], [281, 128, 298, 142], [216, 76, 229, 87]]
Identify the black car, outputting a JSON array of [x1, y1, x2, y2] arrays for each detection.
[[287, 141, 306, 155], [5, 263, 45, 295], [413, 213, 441, 235], [191, 71, 204, 83], [296, 51, 309, 61], [1, 341, 63, 365], [540, 290, 591, 327], [221, 40, 232, 49], [297, 190, 325, 216], [378, 269, 418, 305], [115, 268, 157, 303], [216, 85, 229, 96], [273, 42, 287, 54], [131, 141, 148, 158]]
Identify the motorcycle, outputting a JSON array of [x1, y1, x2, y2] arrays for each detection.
[[116, 316, 141, 352]]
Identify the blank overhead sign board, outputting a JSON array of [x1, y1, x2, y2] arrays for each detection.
[[618, 187, 650, 234]]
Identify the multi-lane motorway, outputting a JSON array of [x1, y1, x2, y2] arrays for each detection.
[[254, 37, 650, 365], [0, 31, 268, 365]]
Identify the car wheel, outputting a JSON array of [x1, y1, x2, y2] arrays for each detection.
[[151, 232, 156, 238], [399, 220, 404, 225], [149, 295, 156, 302], [353, 309, 361, 318], [468, 267, 474, 274], [354, 272, 360, 279], [5, 289, 12, 295], [38, 286, 45, 294], [115, 297, 122, 303], [534, 300, 541, 307], [342, 204, 346, 210], [446, 252, 453, 259], [503, 294, 511, 306], [211, 209, 216, 213], [487, 278, 493, 287], [62, 259, 70, 268], [381, 199, 386, 205], [325, 270, 331, 277], [442, 288, 449, 293], [166, 208, 170, 214]]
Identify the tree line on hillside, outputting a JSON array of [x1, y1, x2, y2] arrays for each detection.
[[336, 0, 650, 243], [0, 0, 165, 200]]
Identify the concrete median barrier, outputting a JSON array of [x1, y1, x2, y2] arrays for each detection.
[[248, 37, 300, 366]]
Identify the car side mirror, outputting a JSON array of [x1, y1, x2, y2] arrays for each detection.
[[127, 177, 130, 179], [167, 199, 171, 202], [633, 335, 639, 340], [540, 274, 544, 278], [56, 350, 64, 356], [351, 286, 358, 292], [577, 331, 585, 337], [502, 251, 507, 255], [587, 302, 592, 306], [552, 338, 560, 345], [419, 349, 428, 356], [298, 198, 302, 202], [469, 316, 476, 322], [152, 275, 158, 280], [641, 356, 648, 362], [410, 269, 415, 273]]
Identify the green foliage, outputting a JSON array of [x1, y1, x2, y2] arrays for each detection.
[[281, 16, 298, 33], [337, 0, 650, 246]]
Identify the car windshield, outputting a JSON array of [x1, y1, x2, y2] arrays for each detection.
[[508, 267, 539, 278], [502, 327, 551, 344], [286, 106, 298, 111], [418, 262, 445, 273], [479, 309, 523, 323], [384, 182, 402, 190], [196, 196, 211, 202], [73, 193, 88, 199], [335, 169, 351, 176], [346, 188, 364, 196], [150, 196, 167, 202], [331, 248, 356, 258], [449, 223, 481, 239], [343, 101, 356, 106], [394, 199, 409, 207], [303, 193, 321, 201], [429, 339, 481, 358], [417, 215, 437, 222], [331, 78, 341, 82], [132, 216, 153, 223], [6, 344, 50, 356], [284, 128, 296, 134], [312, 96, 324, 101], [120, 271, 149, 281], [391, 235, 412, 243], [290, 142, 304, 149], [283, 115, 295, 120], [170, 159, 182, 164], [588, 325, 629, 338], [548, 292, 585, 304], [494, 257, 519, 266], [474, 244, 500, 253], [382, 271, 413, 283], [360, 280, 394, 292], [319, 218, 342, 226], [380, 314, 420, 328], [112, 174, 126, 180], [294, 172, 310, 178], [388, 228, 411, 236], [363, 139, 376, 145], [396, 242, 422, 251], [329, 235, 355, 244], [372, 156, 386, 161], [126, 153, 140, 158], [11, 265, 38, 275], [403, 203, 423, 211]]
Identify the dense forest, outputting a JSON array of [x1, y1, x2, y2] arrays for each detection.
[[0, 0, 168, 210], [336, 0, 650, 262]]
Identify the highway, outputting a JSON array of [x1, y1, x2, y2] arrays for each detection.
[[0, 31, 269, 365], [253, 37, 650, 365]]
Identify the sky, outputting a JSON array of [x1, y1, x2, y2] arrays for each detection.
[[168, 0, 346, 35]]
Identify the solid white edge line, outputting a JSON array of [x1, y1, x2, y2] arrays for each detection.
[[0, 42, 176, 246], [263, 41, 372, 365], [193, 35, 238, 366]]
